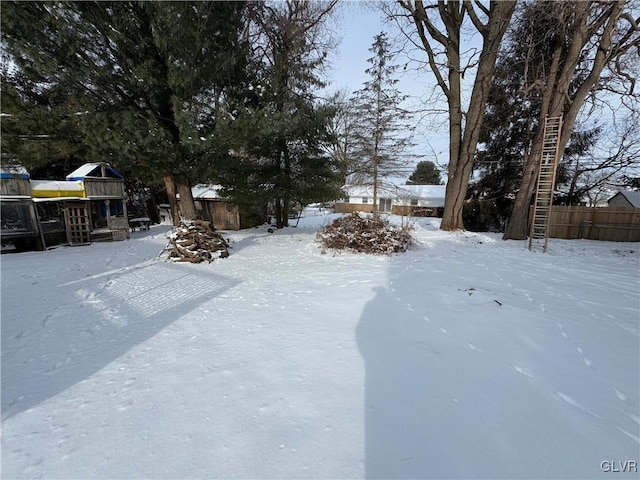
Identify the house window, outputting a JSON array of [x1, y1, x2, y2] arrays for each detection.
[[362, 197, 369, 204], [379, 197, 392, 212], [410, 198, 419, 206]]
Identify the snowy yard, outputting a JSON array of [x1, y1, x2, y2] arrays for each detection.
[[2, 211, 639, 479]]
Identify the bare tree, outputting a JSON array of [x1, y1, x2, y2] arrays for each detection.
[[393, 0, 516, 230], [562, 116, 640, 204], [323, 89, 363, 183], [503, 0, 640, 240]]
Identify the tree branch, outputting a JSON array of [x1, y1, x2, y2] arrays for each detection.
[[464, 0, 487, 35]]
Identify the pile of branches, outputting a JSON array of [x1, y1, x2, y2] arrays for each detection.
[[164, 220, 229, 263], [316, 213, 414, 255]]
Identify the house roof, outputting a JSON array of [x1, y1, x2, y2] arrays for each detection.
[[344, 184, 446, 201], [396, 184, 446, 201], [0, 163, 30, 180], [609, 190, 640, 208], [66, 163, 123, 181], [191, 184, 223, 199]]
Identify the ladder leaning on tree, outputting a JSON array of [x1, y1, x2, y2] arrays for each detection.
[[529, 115, 563, 253]]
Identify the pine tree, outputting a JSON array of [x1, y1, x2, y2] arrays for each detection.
[[350, 32, 415, 218], [215, 0, 341, 228], [407, 161, 442, 185], [1, 1, 247, 222], [1, 66, 88, 179]]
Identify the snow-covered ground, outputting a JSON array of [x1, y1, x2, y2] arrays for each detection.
[[2, 210, 639, 479]]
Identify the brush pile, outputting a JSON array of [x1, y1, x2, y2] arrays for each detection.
[[316, 213, 414, 255], [164, 220, 229, 263]]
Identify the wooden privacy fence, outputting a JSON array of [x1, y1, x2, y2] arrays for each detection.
[[532, 206, 640, 242]]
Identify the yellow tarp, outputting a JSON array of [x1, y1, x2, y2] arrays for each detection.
[[31, 180, 85, 198]]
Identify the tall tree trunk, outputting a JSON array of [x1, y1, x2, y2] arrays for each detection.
[[275, 197, 284, 229], [282, 144, 291, 227], [372, 164, 379, 219], [163, 175, 180, 226], [440, 65, 463, 229], [283, 196, 290, 227], [176, 179, 197, 221], [503, 1, 627, 240], [441, 0, 516, 230]]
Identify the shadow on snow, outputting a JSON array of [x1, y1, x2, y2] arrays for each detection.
[[2, 260, 239, 420]]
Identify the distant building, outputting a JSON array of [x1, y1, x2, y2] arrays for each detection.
[[335, 184, 446, 217], [608, 190, 640, 208]]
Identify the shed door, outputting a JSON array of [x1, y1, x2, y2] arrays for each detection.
[[64, 202, 91, 245]]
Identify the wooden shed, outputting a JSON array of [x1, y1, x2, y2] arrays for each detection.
[[1, 164, 44, 250], [0, 163, 32, 196], [188, 184, 262, 231], [65, 163, 129, 240]]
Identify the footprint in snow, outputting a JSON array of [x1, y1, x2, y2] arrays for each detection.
[[614, 387, 628, 403], [556, 322, 569, 339], [513, 365, 533, 378], [627, 413, 640, 427], [617, 426, 640, 444], [555, 392, 602, 419], [576, 347, 594, 369]]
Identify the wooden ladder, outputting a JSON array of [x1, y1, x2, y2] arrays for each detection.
[[529, 115, 563, 252]]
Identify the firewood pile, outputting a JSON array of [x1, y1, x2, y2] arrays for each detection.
[[316, 213, 414, 255], [163, 220, 230, 263]]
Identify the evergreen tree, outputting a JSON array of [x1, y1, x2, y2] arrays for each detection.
[[0, 64, 88, 178], [350, 32, 415, 218], [215, 0, 341, 228], [407, 161, 442, 185], [1, 1, 247, 222]]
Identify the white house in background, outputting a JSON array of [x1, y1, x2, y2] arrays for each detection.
[[608, 190, 640, 208], [335, 184, 446, 217]]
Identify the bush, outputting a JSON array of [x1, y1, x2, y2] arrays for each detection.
[[316, 213, 414, 255], [463, 198, 512, 232]]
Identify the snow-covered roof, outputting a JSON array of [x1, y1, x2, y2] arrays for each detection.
[[609, 190, 640, 208], [344, 184, 446, 201], [191, 184, 223, 200], [0, 163, 30, 180], [396, 184, 446, 201], [66, 163, 123, 181]]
